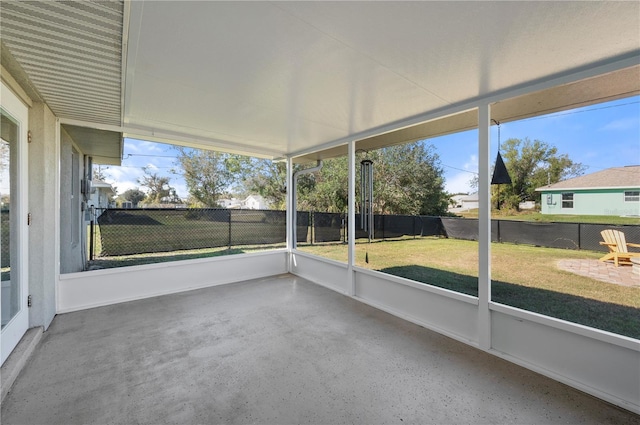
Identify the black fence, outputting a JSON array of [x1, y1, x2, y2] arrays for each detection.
[[94, 208, 639, 257], [439, 217, 640, 252], [96, 208, 308, 257]]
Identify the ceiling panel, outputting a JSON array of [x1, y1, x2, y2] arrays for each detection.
[[2, 1, 638, 159], [1, 0, 124, 126], [124, 1, 639, 158]]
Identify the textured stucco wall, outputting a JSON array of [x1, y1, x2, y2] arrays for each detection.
[[28, 102, 57, 329], [59, 130, 85, 274]]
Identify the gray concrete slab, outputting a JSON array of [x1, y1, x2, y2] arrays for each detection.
[[1, 274, 637, 424]]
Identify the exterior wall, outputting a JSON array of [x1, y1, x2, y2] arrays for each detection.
[[28, 102, 58, 330], [88, 187, 113, 210], [541, 189, 640, 216], [59, 129, 85, 274]]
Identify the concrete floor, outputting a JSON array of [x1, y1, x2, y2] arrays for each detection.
[[2, 274, 637, 424]]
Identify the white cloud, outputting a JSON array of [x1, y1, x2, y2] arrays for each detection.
[[104, 167, 145, 195], [463, 154, 478, 171], [445, 172, 475, 194], [442, 153, 478, 194], [601, 118, 639, 131]]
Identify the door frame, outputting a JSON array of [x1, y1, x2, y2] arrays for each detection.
[[1, 80, 29, 365]]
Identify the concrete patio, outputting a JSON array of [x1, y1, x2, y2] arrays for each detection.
[[558, 259, 640, 287], [2, 274, 637, 424]]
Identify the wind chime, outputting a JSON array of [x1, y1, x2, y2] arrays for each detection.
[[360, 158, 374, 263], [491, 119, 512, 210]]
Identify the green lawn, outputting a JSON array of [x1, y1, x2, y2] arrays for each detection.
[[298, 238, 640, 339], [458, 209, 640, 225]]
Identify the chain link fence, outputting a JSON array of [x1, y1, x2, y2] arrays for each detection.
[[94, 208, 639, 258], [95, 208, 309, 257]]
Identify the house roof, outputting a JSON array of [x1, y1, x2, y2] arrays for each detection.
[[461, 194, 479, 202], [91, 180, 115, 194], [1, 1, 639, 161], [535, 166, 640, 191]]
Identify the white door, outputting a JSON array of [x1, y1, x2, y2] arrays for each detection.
[[1, 81, 29, 365]]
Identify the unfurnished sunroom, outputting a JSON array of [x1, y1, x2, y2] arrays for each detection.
[[0, 1, 639, 422]]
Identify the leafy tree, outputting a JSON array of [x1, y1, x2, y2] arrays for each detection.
[[244, 141, 449, 216], [498, 138, 586, 209], [121, 188, 146, 207], [175, 148, 249, 207], [367, 143, 448, 215], [244, 160, 289, 210], [138, 167, 179, 204]]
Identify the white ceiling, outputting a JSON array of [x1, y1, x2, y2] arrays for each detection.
[[2, 1, 640, 160]]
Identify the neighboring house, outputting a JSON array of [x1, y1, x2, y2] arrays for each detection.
[[88, 180, 115, 211], [218, 198, 242, 209], [518, 201, 536, 210], [242, 195, 268, 210], [535, 166, 640, 216], [448, 194, 479, 212]]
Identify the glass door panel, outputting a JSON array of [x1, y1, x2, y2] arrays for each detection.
[[1, 80, 29, 365], [1, 112, 18, 329]]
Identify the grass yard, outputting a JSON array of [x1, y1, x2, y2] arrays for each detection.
[[458, 209, 640, 225], [297, 238, 640, 339]]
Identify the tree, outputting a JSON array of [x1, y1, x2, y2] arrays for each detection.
[[243, 141, 449, 216], [175, 148, 249, 207], [121, 188, 146, 207], [93, 165, 109, 181], [496, 138, 586, 210], [243, 160, 289, 210], [138, 167, 180, 204], [367, 143, 449, 216]]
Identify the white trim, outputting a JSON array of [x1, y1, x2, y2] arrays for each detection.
[[53, 119, 61, 328], [487, 348, 639, 415], [0, 80, 30, 365], [120, 0, 131, 126], [0, 65, 33, 108], [347, 140, 356, 296], [286, 156, 293, 270], [58, 250, 288, 313], [353, 266, 479, 305], [353, 294, 480, 349], [537, 186, 640, 192], [292, 249, 348, 269], [292, 250, 479, 305], [60, 249, 287, 279], [478, 105, 491, 351], [490, 302, 640, 352]]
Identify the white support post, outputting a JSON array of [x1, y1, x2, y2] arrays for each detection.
[[478, 104, 492, 351], [285, 157, 294, 272], [347, 141, 356, 296]]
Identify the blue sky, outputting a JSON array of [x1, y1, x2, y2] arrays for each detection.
[[100, 96, 640, 199]]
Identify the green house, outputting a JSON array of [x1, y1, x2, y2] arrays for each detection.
[[536, 166, 640, 216]]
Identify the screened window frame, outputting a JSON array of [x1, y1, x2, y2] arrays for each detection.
[[623, 190, 639, 202], [561, 192, 574, 209]]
